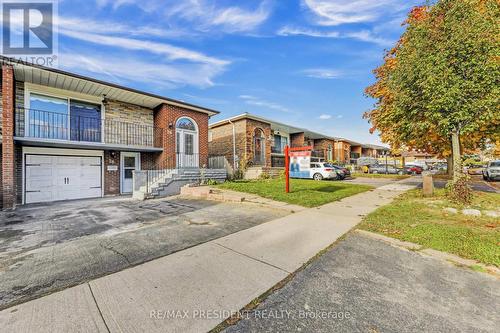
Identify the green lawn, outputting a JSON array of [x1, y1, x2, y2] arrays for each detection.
[[216, 178, 373, 208], [358, 189, 500, 266], [352, 173, 410, 180]]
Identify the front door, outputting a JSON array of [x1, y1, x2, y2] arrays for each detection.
[[176, 130, 198, 168], [121, 152, 140, 194]]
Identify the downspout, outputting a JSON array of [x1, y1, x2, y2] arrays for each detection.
[[228, 119, 237, 170]]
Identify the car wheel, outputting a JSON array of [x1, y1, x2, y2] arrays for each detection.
[[313, 173, 324, 181]]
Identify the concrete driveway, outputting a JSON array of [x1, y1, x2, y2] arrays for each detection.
[[225, 233, 500, 333], [0, 196, 290, 309]]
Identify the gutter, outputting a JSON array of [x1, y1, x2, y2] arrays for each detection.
[[228, 119, 237, 170]]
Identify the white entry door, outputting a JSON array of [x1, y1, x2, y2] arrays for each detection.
[[121, 152, 140, 194], [25, 155, 102, 204]]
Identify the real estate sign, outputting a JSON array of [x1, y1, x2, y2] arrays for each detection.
[[289, 150, 311, 179]]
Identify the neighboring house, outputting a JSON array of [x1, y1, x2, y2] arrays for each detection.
[[208, 113, 389, 178], [0, 57, 219, 209]]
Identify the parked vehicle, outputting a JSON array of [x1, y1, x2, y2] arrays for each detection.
[[328, 164, 351, 178], [310, 162, 342, 181], [370, 165, 404, 175], [404, 165, 423, 175], [466, 164, 485, 175], [483, 160, 500, 181]]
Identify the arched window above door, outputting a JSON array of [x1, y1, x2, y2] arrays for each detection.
[[176, 117, 197, 131]]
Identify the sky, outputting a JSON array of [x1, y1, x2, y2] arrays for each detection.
[[46, 0, 422, 145]]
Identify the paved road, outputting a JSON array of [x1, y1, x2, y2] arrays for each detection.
[[0, 197, 289, 309], [225, 233, 500, 333]]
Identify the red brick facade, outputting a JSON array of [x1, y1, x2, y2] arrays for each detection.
[[245, 119, 272, 167], [154, 104, 209, 168], [2, 65, 15, 209], [290, 132, 305, 147], [104, 151, 120, 195], [208, 119, 247, 169], [314, 139, 335, 161]]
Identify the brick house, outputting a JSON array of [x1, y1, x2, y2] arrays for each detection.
[[0, 57, 218, 209], [208, 113, 338, 177], [208, 113, 390, 178]]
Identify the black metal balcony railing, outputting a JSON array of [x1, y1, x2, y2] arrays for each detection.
[[15, 107, 164, 148]]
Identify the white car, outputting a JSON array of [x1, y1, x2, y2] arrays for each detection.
[[483, 160, 500, 181], [310, 162, 342, 181]]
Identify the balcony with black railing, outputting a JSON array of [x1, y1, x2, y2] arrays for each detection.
[[15, 107, 164, 149]]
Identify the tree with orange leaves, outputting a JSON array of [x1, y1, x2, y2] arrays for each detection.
[[365, 0, 500, 179]]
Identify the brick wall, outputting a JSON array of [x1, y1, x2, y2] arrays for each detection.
[[314, 139, 335, 160], [141, 152, 157, 170], [335, 141, 351, 163], [290, 132, 305, 147], [13, 81, 25, 136], [104, 99, 154, 127], [2, 65, 15, 209], [154, 104, 209, 168], [104, 150, 120, 195], [208, 119, 247, 169], [245, 119, 272, 167]]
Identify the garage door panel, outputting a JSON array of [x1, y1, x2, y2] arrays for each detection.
[[26, 155, 53, 165], [26, 190, 55, 204], [26, 177, 53, 191], [55, 156, 82, 166], [25, 154, 102, 204], [26, 166, 54, 179], [81, 157, 102, 166]]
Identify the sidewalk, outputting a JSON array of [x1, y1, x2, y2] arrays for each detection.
[[0, 180, 417, 333]]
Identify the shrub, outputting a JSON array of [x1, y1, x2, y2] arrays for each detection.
[[206, 179, 218, 186], [258, 172, 271, 180], [445, 173, 473, 205]]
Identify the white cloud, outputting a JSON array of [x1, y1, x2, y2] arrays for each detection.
[[302, 0, 401, 26], [277, 26, 340, 38], [58, 17, 188, 38], [60, 29, 228, 66], [239, 95, 293, 113], [303, 68, 343, 79], [319, 114, 332, 120], [59, 52, 223, 88], [96, 0, 272, 33], [277, 26, 393, 46], [44, 15, 230, 89]]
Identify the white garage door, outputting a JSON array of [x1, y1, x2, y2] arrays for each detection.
[[25, 155, 102, 204]]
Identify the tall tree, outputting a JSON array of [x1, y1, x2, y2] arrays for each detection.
[[365, 0, 500, 179]]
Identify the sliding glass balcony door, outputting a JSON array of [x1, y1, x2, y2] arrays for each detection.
[[28, 93, 69, 140], [27, 93, 102, 142], [70, 100, 102, 142]]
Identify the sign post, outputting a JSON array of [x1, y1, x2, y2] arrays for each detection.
[[285, 145, 314, 194], [284, 145, 290, 193]]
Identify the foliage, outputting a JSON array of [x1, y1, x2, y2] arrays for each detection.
[[258, 172, 272, 180], [365, 0, 500, 159], [216, 179, 372, 208], [359, 189, 500, 266], [205, 179, 219, 186], [445, 173, 473, 204]]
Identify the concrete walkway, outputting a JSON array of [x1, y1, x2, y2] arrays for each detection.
[[0, 180, 417, 333]]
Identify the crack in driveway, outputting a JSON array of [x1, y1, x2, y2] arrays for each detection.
[[98, 242, 132, 265]]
